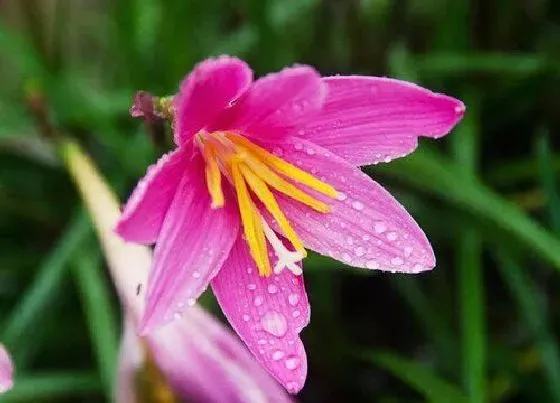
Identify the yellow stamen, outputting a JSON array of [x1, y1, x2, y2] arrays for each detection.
[[239, 164, 306, 257], [241, 150, 330, 213], [227, 133, 338, 198], [231, 163, 271, 276], [203, 143, 224, 208]]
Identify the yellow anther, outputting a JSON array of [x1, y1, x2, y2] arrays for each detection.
[[227, 133, 338, 199], [203, 144, 224, 209], [240, 164, 306, 256], [231, 163, 271, 276]]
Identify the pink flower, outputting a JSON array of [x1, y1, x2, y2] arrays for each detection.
[[0, 343, 14, 394], [116, 56, 465, 393], [63, 141, 291, 402]]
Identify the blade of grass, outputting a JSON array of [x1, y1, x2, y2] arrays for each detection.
[[72, 250, 119, 400], [363, 350, 468, 403], [452, 96, 486, 403], [536, 131, 560, 232], [496, 252, 560, 401], [371, 150, 560, 270], [2, 372, 100, 402], [1, 212, 89, 349]]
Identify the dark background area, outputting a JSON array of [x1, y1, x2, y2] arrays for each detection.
[[1, 0, 560, 401]]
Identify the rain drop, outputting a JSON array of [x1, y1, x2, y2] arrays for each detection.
[[186, 298, 196, 307], [352, 201, 364, 211], [387, 232, 398, 241], [294, 143, 303, 150], [254, 296, 264, 306], [337, 192, 348, 201], [391, 257, 404, 266], [242, 314, 250, 322], [267, 284, 278, 294], [192, 271, 200, 279], [404, 246, 413, 257], [342, 253, 352, 263], [366, 260, 380, 270], [272, 350, 285, 361], [374, 222, 387, 234], [285, 356, 301, 370], [292, 310, 301, 318], [306, 147, 315, 155], [247, 283, 257, 291], [288, 294, 299, 306], [261, 311, 288, 337], [362, 234, 371, 241], [355, 247, 365, 257]]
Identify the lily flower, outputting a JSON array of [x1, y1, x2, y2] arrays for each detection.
[[0, 343, 13, 394], [62, 141, 291, 402], [116, 56, 465, 392]]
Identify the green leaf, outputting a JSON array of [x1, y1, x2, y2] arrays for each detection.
[[72, 250, 119, 400], [496, 253, 560, 401], [1, 213, 89, 350], [536, 131, 560, 232], [2, 372, 100, 402], [371, 150, 560, 270], [364, 351, 468, 403]]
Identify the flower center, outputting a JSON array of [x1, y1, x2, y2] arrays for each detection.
[[196, 131, 338, 276]]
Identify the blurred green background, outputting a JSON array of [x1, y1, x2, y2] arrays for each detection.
[[1, 0, 560, 401]]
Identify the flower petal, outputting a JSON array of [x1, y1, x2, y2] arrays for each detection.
[[115, 147, 189, 244], [115, 318, 145, 403], [149, 307, 293, 402], [174, 56, 253, 146], [211, 235, 309, 394], [212, 66, 326, 140], [0, 344, 13, 394], [299, 76, 465, 166], [140, 152, 239, 332], [272, 137, 435, 273]]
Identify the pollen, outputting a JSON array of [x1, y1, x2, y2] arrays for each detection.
[[198, 131, 338, 276]]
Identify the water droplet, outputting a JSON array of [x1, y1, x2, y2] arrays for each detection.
[[306, 147, 315, 155], [242, 314, 250, 322], [366, 260, 379, 269], [387, 232, 398, 241], [186, 298, 196, 307], [294, 143, 303, 150], [192, 271, 200, 279], [286, 382, 299, 393], [273, 147, 284, 156], [351, 201, 364, 211], [247, 267, 253, 274], [374, 222, 387, 233], [362, 234, 371, 241], [261, 311, 288, 337], [173, 312, 182, 321], [455, 104, 465, 114], [337, 192, 347, 201], [292, 310, 301, 318], [342, 253, 352, 263], [254, 296, 263, 306], [355, 247, 365, 257], [285, 356, 301, 370], [404, 246, 413, 257], [288, 294, 299, 306], [347, 237, 354, 246], [272, 350, 285, 361], [391, 257, 404, 266], [267, 284, 278, 294], [247, 283, 257, 291], [413, 264, 424, 272], [258, 339, 267, 345], [384, 156, 392, 163]]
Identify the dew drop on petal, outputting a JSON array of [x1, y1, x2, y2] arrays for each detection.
[[362, 234, 371, 241], [254, 296, 264, 306], [351, 201, 364, 211], [413, 264, 425, 272], [272, 350, 285, 361], [404, 246, 413, 257], [288, 293, 299, 306], [391, 257, 404, 266], [284, 356, 301, 370], [366, 260, 379, 269], [173, 312, 182, 321], [186, 298, 196, 307], [292, 310, 301, 318], [267, 284, 278, 294], [342, 253, 352, 263], [387, 232, 398, 241], [337, 192, 347, 201], [192, 271, 200, 279], [261, 312, 288, 337], [247, 283, 257, 291], [286, 382, 299, 393], [294, 143, 303, 150], [258, 339, 267, 345], [242, 314, 250, 322], [355, 247, 365, 257], [306, 147, 315, 155], [374, 222, 387, 234]]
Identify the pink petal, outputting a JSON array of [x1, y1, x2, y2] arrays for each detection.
[[174, 56, 253, 146], [272, 137, 435, 273], [299, 76, 465, 166], [211, 235, 309, 394], [115, 318, 144, 403], [140, 152, 239, 332], [0, 344, 13, 394], [211, 66, 327, 140], [115, 147, 189, 244], [149, 307, 293, 402]]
